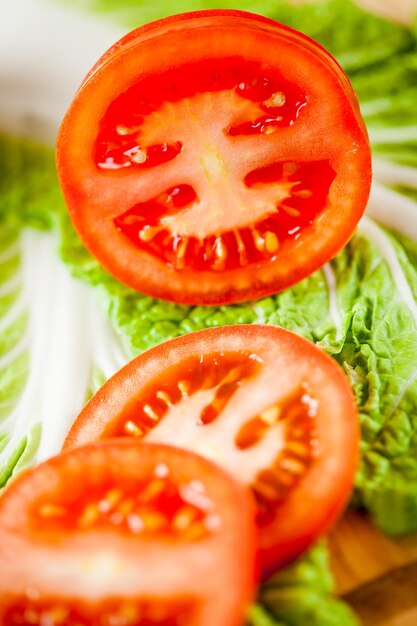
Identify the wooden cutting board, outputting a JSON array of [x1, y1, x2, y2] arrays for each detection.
[[328, 510, 417, 624]]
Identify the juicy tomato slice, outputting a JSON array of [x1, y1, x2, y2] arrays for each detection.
[[0, 441, 256, 626], [65, 325, 359, 579], [56, 10, 371, 305]]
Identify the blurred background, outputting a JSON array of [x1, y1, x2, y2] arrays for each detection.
[[0, 0, 416, 144]]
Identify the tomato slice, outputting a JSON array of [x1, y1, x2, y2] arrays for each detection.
[[0, 441, 256, 626], [65, 325, 359, 579], [56, 10, 371, 305]]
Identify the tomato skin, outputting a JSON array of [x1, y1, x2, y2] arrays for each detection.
[[64, 325, 359, 579], [0, 441, 257, 626], [57, 10, 371, 306]]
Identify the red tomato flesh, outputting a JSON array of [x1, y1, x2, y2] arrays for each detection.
[[56, 10, 371, 305], [0, 441, 256, 626], [65, 325, 360, 579]]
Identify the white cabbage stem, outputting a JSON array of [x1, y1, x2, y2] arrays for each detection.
[[0, 229, 129, 468], [359, 216, 417, 325], [368, 125, 417, 144], [373, 159, 417, 188], [366, 181, 417, 241], [322, 263, 343, 341]]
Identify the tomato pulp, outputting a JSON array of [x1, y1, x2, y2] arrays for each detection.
[[65, 325, 359, 578], [0, 441, 256, 626], [57, 10, 371, 305]]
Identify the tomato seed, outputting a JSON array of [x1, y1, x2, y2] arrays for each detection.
[[138, 226, 162, 242], [182, 522, 207, 541], [116, 125, 136, 136], [263, 122, 281, 134], [233, 230, 248, 265], [155, 390, 173, 407], [130, 149, 147, 164], [38, 503, 66, 518], [124, 421, 144, 437], [174, 237, 189, 270], [117, 498, 136, 517], [140, 510, 167, 532], [285, 441, 311, 458], [138, 479, 166, 504], [264, 231, 279, 254], [277, 470, 298, 488], [282, 205, 301, 217], [178, 380, 191, 396], [265, 91, 286, 108], [294, 189, 313, 199], [97, 489, 122, 514], [253, 479, 283, 503], [172, 505, 198, 531], [279, 457, 306, 475], [143, 404, 160, 422], [121, 215, 143, 226], [212, 237, 228, 271], [78, 503, 100, 528], [259, 406, 281, 425]]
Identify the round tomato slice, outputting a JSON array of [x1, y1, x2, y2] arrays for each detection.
[[0, 441, 256, 626], [56, 10, 371, 305], [65, 325, 359, 579]]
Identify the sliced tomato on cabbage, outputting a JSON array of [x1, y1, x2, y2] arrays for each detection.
[[56, 10, 371, 305], [0, 441, 256, 626], [65, 325, 359, 578]]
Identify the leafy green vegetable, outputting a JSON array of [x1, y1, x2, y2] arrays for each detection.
[[0, 133, 60, 231], [333, 219, 417, 535], [0, 225, 33, 484], [0, 423, 42, 487], [249, 543, 359, 626]]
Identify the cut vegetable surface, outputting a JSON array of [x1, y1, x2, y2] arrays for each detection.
[[0, 440, 256, 626], [57, 9, 371, 305], [65, 325, 359, 578]]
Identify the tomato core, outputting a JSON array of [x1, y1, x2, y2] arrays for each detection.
[[97, 59, 336, 273], [95, 59, 306, 170], [100, 350, 319, 527]]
